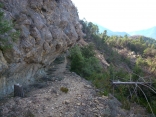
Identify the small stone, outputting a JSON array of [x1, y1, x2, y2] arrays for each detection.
[[82, 103, 85, 106], [84, 85, 91, 88], [55, 106, 59, 108], [77, 103, 81, 106], [64, 100, 70, 104], [77, 94, 81, 97], [94, 99, 99, 103], [102, 95, 107, 99], [96, 89, 100, 92], [56, 94, 59, 96]]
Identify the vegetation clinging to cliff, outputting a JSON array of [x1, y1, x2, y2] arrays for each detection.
[[0, 3, 19, 50]]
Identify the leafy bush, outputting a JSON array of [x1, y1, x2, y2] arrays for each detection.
[[70, 44, 102, 78], [70, 45, 84, 76], [60, 87, 68, 93]]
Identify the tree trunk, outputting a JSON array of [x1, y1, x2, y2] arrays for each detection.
[[14, 84, 24, 97]]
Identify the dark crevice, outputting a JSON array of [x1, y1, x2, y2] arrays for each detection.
[[41, 7, 46, 12], [55, 0, 60, 3], [56, 44, 61, 51], [13, 19, 17, 23]]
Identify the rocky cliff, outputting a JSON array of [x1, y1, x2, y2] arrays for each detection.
[[0, 0, 83, 98]]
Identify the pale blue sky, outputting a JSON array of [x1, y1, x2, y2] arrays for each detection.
[[72, 0, 156, 32]]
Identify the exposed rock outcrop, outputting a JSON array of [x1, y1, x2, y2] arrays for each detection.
[[0, 0, 83, 98]]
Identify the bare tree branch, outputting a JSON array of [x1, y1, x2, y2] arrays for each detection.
[[137, 85, 155, 117], [139, 84, 156, 94]]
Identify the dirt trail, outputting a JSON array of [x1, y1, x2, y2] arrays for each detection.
[[0, 55, 148, 117]]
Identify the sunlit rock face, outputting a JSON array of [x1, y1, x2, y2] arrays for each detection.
[[0, 0, 83, 97]]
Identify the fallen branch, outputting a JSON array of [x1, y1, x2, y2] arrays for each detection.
[[112, 81, 151, 85]]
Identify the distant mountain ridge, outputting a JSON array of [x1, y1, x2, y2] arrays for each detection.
[[97, 24, 129, 36], [96, 24, 156, 39], [128, 26, 156, 39]]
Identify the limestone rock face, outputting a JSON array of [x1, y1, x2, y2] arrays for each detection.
[[0, 0, 83, 97]]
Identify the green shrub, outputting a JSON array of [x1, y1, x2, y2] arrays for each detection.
[[0, 3, 20, 50], [81, 44, 95, 58], [60, 87, 68, 93], [25, 110, 35, 117], [70, 44, 102, 78], [132, 65, 143, 81], [70, 45, 84, 76]]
